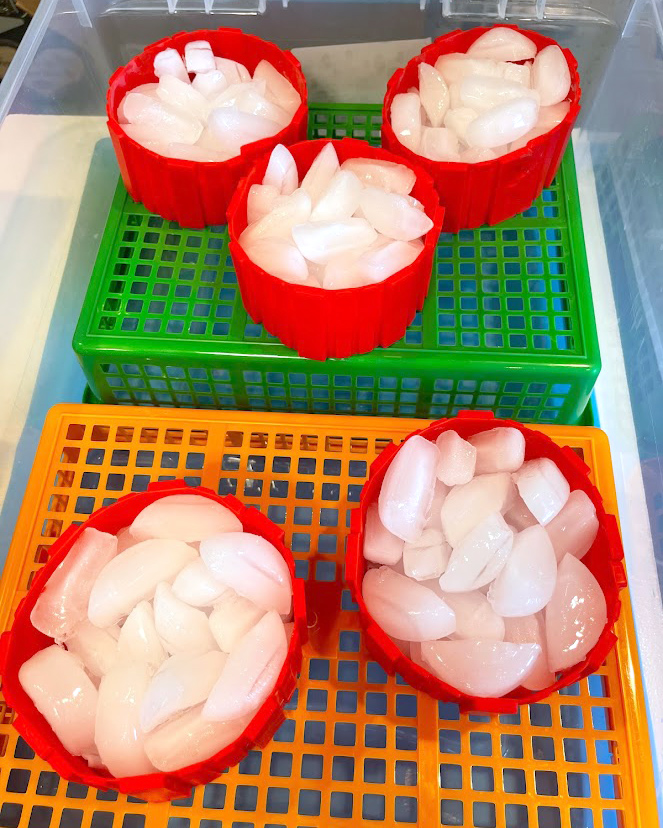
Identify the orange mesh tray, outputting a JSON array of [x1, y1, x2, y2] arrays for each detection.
[[0, 405, 656, 828]]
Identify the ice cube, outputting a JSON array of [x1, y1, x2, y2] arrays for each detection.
[[88, 539, 197, 628], [207, 108, 281, 150], [459, 76, 539, 112], [390, 92, 423, 152], [65, 620, 120, 679], [321, 252, 370, 290], [144, 703, 251, 771], [439, 512, 513, 592], [117, 83, 158, 123], [467, 27, 537, 61], [440, 472, 515, 547], [154, 48, 189, 84], [115, 527, 137, 555], [403, 529, 451, 581], [469, 427, 525, 474], [354, 238, 423, 284], [253, 59, 301, 114], [436, 430, 476, 486], [209, 591, 266, 652], [209, 79, 265, 110], [487, 525, 557, 616], [153, 582, 217, 655], [140, 650, 226, 733], [122, 93, 203, 144], [442, 590, 505, 641], [247, 183, 280, 224], [378, 435, 439, 542], [234, 88, 291, 128], [19, 645, 98, 756], [241, 189, 311, 245], [214, 56, 251, 86], [31, 527, 118, 641], [501, 61, 532, 87], [434, 53, 502, 85], [418, 63, 449, 128], [363, 502, 405, 565], [545, 489, 599, 562], [300, 143, 340, 204], [514, 457, 570, 526], [359, 187, 433, 242], [310, 170, 363, 222], [422, 639, 540, 696], [262, 144, 298, 195], [420, 126, 460, 162], [537, 100, 570, 130], [244, 238, 310, 284], [292, 219, 377, 265], [184, 40, 215, 74], [545, 554, 607, 672], [362, 566, 456, 641], [504, 493, 538, 531], [95, 662, 155, 776], [340, 157, 416, 195], [504, 613, 554, 691], [199, 532, 292, 616], [157, 75, 208, 121], [117, 601, 167, 672], [131, 495, 241, 543], [460, 147, 497, 163], [443, 107, 479, 145], [121, 123, 168, 153], [532, 45, 571, 106], [197, 125, 236, 155], [466, 97, 539, 149], [172, 559, 231, 608], [203, 610, 287, 721], [425, 480, 449, 533], [192, 69, 228, 99]]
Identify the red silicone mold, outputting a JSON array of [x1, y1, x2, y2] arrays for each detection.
[[346, 411, 626, 714], [382, 26, 581, 233], [0, 479, 307, 802], [227, 137, 444, 361], [107, 28, 308, 228]]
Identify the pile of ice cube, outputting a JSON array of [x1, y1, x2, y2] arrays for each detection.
[[19, 494, 293, 776], [239, 142, 433, 289], [391, 27, 572, 163], [362, 427, 605, 698], [117, 40, 301, 162]]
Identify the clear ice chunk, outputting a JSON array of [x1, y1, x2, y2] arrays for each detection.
[[514, 457, 570, 526], [363, 502, 405, 566], [469, 427, 525, 474], [438, 512, 513, 592], [545, 489, 599, 562], [436, 430, 476, 486]]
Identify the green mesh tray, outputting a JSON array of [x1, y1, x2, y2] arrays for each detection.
[[73, 103, 600, 424]]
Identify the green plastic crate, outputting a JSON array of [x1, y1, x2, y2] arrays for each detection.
[[74, 103, 600, 424]]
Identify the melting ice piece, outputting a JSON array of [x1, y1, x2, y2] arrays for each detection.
[[31, 527, 118, 641], [501, 61, 532, 87], [537, 100, 570, 131], [116, 527, 137, 555], [460, 147, 498, 163], [234, 88, 290, 128], [301, 143, 340, 204], [322, 252, 370, 290], [363, 502, 405, 566], [467, 27, 537, 62], [88, 539, 197, 628], [153, 583, 217, 655], [545, 489, 599, 562], [434, 53, 502, 85], [420, 127, 460, 162], [354, 239, 423, 284], [200, 532, 292, 616], [96, 662, 155, 776], [207, 108, 281, 149], [469, 427, 525, 474], [436, 430, 476, 486], [244, 238, 310, 284], [310, 170, 363, 222], [19, 645, 98, 756], [532, 45, 571, 106], [362, 566, 455, 641], [418, 63, 449, 127], [203, 610, 287, 721], [121, 124, 166, 153], [488, 525, 557, 617], [192, 69, 228, 100], [424, 480, 449, 533], [241, 189, 311, 245], [545, 554, 607, 672], [117, 601, 167, 672], [157, 75, 208, 122], [247, 183, 280, 224], [390, 92, 422, 152], [443, 591, 505, 641], [514, 458, 570, 526], [254, 60, 301, 114], [440, 472, 515, 547], [504, 614, 555, 691], [172, 559, 231, 608], [184, 40, 215, 74], [466, 97, 539, 149], [140, 651, 227, 733], [215, 57, 251, 86], [504, 493, 538, 531], [359, 187, 433, 242], [340, 157, 415, 195], [403, 529, 451, 581], [443, 107, 479, 146], [262, 144, 298, 195], [65, 620, 120, 679], [117, 83, 158, 123], [421, 639, 540, 697], [292, 219, 377, 266], [378, 435, 439, 542], [439, 512, 513, 592], [154, 48, 189, 84], [122, 94, 203, 144], [209, 592, 266, 652], [460, 76, 538, 112]]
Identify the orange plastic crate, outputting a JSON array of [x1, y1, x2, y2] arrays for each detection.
[[0, 405, 657, 828]]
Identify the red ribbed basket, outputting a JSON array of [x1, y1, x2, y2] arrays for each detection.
[[107, 28, 308, 228], [227, 137, 444, 361], [0, 479, 307, 802], [382, 26, 581, 233], [346, 411, 626, 714]]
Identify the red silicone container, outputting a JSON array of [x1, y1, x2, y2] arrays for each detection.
[[227, 137, 445, 361], [0, 479, 307, 802], [382, 26, 581, 233], [107, 28, 308, 228], [346, 411, 626, 714]]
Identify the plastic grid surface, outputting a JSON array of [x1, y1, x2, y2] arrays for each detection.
[[0, 406, 656, 828], [73, 104, 600, 424]]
